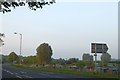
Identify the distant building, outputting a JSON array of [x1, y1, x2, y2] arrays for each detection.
[[82, 53, 93, 62]]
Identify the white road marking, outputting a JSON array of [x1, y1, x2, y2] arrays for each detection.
[[16, 72, 32, 78], [23, 75, 32, 78], [3, 69, 32, 78], [6, 70, 10, 73], [8, 72, 14, 75], [38, 73, 55, 77], [3, 69, 22, 79], [16, 75, 22, 79]]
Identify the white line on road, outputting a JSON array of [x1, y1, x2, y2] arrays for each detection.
[[3, 69, 22, 79], [8, 72, 14, 75], [16, 75, 22, 79], [23, 75, 32, 78]]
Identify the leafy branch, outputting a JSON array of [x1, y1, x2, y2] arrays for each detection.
[[0, 0, 56, 13]]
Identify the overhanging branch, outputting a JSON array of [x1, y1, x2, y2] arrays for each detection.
[[0, 0, 56, 13]]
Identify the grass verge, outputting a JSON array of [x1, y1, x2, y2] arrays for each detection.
[[12, 64, 119, 78]]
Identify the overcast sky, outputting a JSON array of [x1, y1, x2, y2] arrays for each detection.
[[0, 1, 118, 60]]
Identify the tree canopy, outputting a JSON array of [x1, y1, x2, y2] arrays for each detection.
[[66, 58, 79, 64], [8, 52, 19, 63], [0, 0, 56, 13], [101, 53, 111, 66], [82, 53, 93, 62], [76, 61, 85, 70], [23, 56, 36, 64], [36, 43, 53, 65]]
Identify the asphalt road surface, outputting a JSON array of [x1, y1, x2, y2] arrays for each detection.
[[2, 63, 82, 79]]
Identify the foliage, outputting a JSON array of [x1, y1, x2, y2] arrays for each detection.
[[36, 43, 53, 65], [12, 64, 119, 78], [67, 58, 79, 64], [0, 0, 56, 13], [57, 58, 66, 65], [76, 61, 85, 69], [101, 53, 111, 66], [23, 56, 36, 64], [82, 53, 93, 67], [1, 55, 9, 63], [8, 52, 19, 63], [50, 58, 58, 64], [82, 53, 93, 62]]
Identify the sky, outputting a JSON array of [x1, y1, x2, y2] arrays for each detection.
[[57, 0, 119, 2], [0, 0, 118, 60]]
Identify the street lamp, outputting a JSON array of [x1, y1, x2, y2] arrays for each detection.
[[0, 33, 5, 54], [14, 32, 22, 64]]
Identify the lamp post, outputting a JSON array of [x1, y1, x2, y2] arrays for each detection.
[[0, 33, 5, 54], [0, 33, 4, 80], [14, 32, 22, 64]]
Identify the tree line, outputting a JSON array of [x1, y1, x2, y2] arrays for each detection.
[[8, 43, 53, 65], [2, 42, 118, 71]]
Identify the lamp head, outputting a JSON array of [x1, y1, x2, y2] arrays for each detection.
[[14, 32, 17, 34]]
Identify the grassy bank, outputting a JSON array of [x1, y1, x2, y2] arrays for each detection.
[[12, 64, 119, 78]]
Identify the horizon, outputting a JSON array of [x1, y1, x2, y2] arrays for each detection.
[[0, 1, 118, 60]]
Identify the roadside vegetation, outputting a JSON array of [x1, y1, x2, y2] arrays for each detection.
[[2, 43, 119, 78], [12, 64, 119, 78]]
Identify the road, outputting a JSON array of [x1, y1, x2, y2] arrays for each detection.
[[2, 63, 82, 79]]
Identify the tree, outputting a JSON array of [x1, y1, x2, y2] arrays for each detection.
[[36, 43, 53, 65], [23, 56, 36, 64], [0, 0, 56, 14], [2, 55, 9, 63], [82, 53, 93, 62], [66, 58, 79, 64], [8, 52, 19, 63], [82, 53, 94, 68], [50, 58, 58, 65], [57, 58, 66, 65], [76, 61, 85, 70], [101, 53, 111, 66]]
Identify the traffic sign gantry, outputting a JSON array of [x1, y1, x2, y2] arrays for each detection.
[[91, 43, 108, 53]]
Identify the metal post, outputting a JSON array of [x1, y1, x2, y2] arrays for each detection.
[[20, 34, 22, 56], [0, 33, 4, 80], [20, 34, 22, 65], [14, 32, 22, 64], [102, 44, 104, 72], [94, 43, 97, 72]]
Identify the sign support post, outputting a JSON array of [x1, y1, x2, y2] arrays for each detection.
[[102, 44, 104, 72], [94, 43, 97, 72], [91, 43, 108, 72]]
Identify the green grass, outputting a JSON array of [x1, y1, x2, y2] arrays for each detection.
[[12, 64, 119, 78]]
